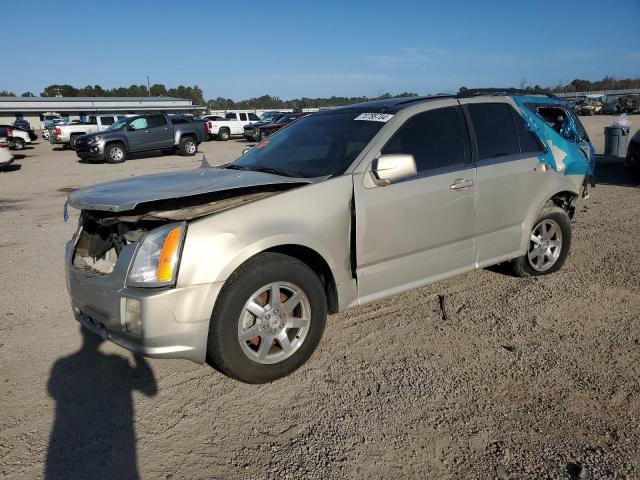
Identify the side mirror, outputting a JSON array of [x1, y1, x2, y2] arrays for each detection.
[[370, 154, 417, 186], [127, 124, 135, 131]]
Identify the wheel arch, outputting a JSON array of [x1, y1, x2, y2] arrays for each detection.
[[519, 185, 580, 254]]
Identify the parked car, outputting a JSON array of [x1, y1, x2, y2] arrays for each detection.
[[252, 112, 310, 140], [74, 113, 207, 163], [65, 91, 593, 383], [0, 125, 32, 150], [42, 118, 72, 140], [0, 136, 14, 169], [50, 114, 127, 149], [243, 112, 285, 141], [207, 112, 261, 140], [41, 113, 65, 130], [625, 129, 640, 181]]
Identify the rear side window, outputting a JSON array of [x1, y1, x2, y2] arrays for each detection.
[[147, 115, 167, 128], [100, 116, 115, 125], [468, 103, 519, 160], [239, 113, 248, 121], [225, 113, 236, 120], [171, 118, 187, 124], [511, 110, 545, 154], [382, 106, 466, 173]]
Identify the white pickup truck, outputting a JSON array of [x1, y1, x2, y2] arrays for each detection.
[[50, 114, 127, 149], [206, 112, 260, 141]]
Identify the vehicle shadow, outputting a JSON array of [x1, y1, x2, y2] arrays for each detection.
[[45, 327, 157, 480], [594, 154, 638, 187], [0, 164, 22, 172]]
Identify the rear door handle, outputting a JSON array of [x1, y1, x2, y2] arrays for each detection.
[[450, 178, 474, 190]]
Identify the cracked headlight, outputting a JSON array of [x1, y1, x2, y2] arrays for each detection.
[[127, 222, 186, 287]]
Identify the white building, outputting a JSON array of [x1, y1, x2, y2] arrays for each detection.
[[0, 96, 203, 129]]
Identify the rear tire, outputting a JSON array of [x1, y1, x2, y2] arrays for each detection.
[[105, 142, 126, 164], [217, 129, 230, 141], [13, 138, 25, 150], [206, 252, 327, 384], [178, 136, 197, 156], [511, 206, 572, 277]]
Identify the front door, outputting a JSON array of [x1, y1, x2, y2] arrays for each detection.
[[127, 117, 149, 151], [354, 104, 477, 304]]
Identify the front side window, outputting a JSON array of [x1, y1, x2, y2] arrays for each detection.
[[511, 110, 545, 154], [130, 118, 148, 130], [248, 113, 260, 121], [382, 107, 466, 173], [468, 103, 519, 160], [147, 115, 167, 128], [239, 113, 248, 121]]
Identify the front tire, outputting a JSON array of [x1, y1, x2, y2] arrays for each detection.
[[69, 135, 80, 150], [105, 143, 126, 164], [512, 206, 572, 277], [206, 252, 327, 384]]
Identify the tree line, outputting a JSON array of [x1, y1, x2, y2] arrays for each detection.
[[0, 76, 638, 108]]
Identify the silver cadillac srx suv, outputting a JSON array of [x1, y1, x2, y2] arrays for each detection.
[[65, 89, 594, 383]]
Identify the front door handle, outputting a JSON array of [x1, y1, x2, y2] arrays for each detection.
[[450, 178, 474, 190]]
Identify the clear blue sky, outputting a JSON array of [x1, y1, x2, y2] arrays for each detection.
[[2, 0, 639, 100]]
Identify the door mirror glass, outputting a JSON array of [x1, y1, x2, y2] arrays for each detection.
[[370, 154, 417, 186]]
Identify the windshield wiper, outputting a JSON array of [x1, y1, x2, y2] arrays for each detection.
[[225, 164, 250, 170], [251, 167, 298, 178]]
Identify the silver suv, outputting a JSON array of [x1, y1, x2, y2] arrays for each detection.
[[65, 90, 594, 383]]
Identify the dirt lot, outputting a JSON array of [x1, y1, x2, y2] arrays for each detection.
[[1, 116, 639, 480]]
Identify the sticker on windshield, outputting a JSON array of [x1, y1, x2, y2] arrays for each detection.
[[354, 113, 394, 123]]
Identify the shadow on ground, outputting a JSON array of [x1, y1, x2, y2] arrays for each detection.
[[45, 327, 157, 480], [594, 154, 638, 188]]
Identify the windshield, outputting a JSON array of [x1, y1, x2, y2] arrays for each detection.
[[106, 118, 128, 131], [259, 113, 279, 123], [232, 111, 386, 178]]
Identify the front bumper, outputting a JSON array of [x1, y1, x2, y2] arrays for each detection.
[[75, 139, 105, 161], [65, 239, 221, 363]]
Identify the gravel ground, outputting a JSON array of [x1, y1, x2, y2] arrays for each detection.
[[1, 116, 639, 480]]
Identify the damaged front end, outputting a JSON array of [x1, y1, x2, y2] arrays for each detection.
[[70, 187, 285, 277]]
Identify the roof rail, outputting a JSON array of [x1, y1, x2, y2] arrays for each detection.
[[456, 88, 558, 99]]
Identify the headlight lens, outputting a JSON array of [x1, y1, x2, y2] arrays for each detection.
[[88, 135, 101, 143], [127, 222, 185, 287]]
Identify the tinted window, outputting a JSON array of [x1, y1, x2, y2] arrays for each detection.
[[100, 116, 115, 125], [225, 113, 236, 119], [147, 115, 167, 128], [511, 109, 544, 154], [130, 118, 148, 130], [468, 103, 519, 160], [171, 118, 187, 124], [382, 107, 466, 173], [239, 113, 248, 121], [248, 113, 259, 121]]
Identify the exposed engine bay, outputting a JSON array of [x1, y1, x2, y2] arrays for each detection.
[[71, 185, 298, 275]]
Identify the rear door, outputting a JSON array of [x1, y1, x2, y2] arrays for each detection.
[[354, 102, 477, 303], [146, 115, 173, 148], [459, 99, 551, 266]]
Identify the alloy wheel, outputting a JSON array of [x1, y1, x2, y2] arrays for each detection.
[[528, 219, 563, 272], [237, 281, 311, 364]]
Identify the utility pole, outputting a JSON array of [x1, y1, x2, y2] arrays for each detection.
[[146, 75, 150, 97]]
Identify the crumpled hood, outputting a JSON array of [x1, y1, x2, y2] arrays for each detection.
[[67, 167, 310, 212]]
